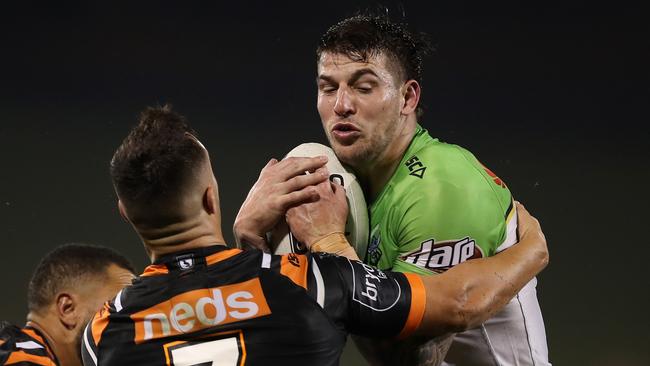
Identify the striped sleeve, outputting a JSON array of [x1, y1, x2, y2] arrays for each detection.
[[310, 253, 426, 339], [396, 272, 426, 339], [4, 352, 56, 365]]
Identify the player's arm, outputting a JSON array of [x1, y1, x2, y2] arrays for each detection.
[[414, 202, 548, 336], [313, 202, 547, 340], [233, 156, 329, 250]]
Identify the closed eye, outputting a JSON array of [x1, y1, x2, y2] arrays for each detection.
[[319, 84, 337, 94]]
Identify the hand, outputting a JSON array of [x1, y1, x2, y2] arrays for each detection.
[[234, 156, 330, 250], [285, 179, 348, 248]]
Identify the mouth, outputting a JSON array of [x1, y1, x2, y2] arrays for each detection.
[[330, 122, 361, 144], [332, 122, 359, 133]]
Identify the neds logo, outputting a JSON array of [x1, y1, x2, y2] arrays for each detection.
[[131, 278, 271, 343]]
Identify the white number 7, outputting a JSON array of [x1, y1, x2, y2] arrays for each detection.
[[167, 336, 242, 366]]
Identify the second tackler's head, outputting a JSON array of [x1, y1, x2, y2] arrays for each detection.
[[27, 243, 135, 365], [316, 14, 432, 171], [110, 105, 222, 240]]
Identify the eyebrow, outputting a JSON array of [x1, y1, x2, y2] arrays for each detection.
[[317, 68, 380, 85]]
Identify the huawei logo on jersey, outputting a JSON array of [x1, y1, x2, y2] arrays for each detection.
[[400, 237, 484, 273], [131, 278, 271, 343]]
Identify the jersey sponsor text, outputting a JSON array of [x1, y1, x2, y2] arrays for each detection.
[[401, 237, 483, 272], [131, 278, 271, 343], [351, 261, 401, 311]]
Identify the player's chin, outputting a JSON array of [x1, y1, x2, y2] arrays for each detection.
[[330, 145, 364, 167]]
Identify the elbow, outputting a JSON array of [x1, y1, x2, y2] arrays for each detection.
[[540, 250, 550, 270], [536, 238, 550, 272]]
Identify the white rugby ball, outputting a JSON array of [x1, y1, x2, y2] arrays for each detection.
[[269, 143, 369, 258]]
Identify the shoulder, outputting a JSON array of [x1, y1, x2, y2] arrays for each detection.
[[0, 323, 56, 366], [396, 139, 510, 207], [0, 321, 21, 358]]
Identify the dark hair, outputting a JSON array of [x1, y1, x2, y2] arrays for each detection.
[[27, 243, 135, 312], [110, 105, 205, 207], [317, 13, 433, 116]]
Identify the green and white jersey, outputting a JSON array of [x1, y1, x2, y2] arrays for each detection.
[[362, 125, 550, 366], [365, 124, 518, 275]]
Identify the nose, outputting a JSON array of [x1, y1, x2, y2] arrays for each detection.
[[333, 87, 355, 118]]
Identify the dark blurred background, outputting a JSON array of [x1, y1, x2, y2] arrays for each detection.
[[0, 1, 646, 365]]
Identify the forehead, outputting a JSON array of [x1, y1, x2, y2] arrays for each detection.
[[317, 51, 398, 81]]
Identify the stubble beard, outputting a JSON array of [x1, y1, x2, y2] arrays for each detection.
[[328, 125, 397, 173]]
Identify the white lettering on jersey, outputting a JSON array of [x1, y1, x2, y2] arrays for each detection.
[[401, 237, 484, 272]]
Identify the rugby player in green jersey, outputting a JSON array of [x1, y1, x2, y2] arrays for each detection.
[[310, 14, 551, 366]]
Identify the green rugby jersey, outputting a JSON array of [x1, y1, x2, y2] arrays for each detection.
[[365, 125, 518, 275]]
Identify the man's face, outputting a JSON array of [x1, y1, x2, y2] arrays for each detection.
[[317, 52, 405, 169], [72, 264, 134, 357], [77, 264, 134, 324]]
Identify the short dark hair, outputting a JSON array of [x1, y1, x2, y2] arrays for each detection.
[[27, 243, 135, 312], [110, 105, 205, 207], [317, 13, 433, 116]]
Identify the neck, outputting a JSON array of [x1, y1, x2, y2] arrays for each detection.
[[357, 118, 417, 202], [139, 215, 226, 262], [26, 313, 79, 366]]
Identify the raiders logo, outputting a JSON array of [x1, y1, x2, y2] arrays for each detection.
[[366, 227, 382, 266], [400, 237, 484, 273]]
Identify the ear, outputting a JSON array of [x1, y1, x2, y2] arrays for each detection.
[[203, 185, 217, 215], [118, 200, 130, 222], [55, 293, 78, 330], [401, 79, 421, 116]]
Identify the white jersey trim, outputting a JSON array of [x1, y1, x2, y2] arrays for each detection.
[[497, 201, 518, 252], [114, 289, 124, 312], [261, 252, 271, 269], [83, 323, 98, 366], [311, 258, 325, 308], [15, 341, 43, 350]]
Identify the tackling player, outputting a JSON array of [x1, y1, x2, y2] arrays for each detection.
[[91, 105, 548, 366], [0, 243, 135, 366]]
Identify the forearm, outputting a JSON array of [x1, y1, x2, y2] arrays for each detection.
[[418, 233, 548, 335]]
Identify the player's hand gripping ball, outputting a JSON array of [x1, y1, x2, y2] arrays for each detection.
[[269, 143, 369, 258]]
